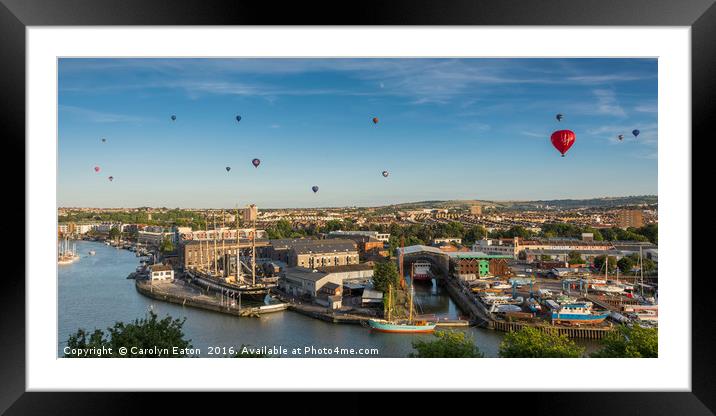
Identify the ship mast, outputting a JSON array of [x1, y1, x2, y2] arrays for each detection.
[[236, 206, 242, 283], [221, 210, 225, 276], [204, 211, 210, 272], [387, 283, 392, 322], [639, 245, 644, 297], [408, 267, 414, 324], [213, 212, 218, 275], [252, 216, 256, 286]]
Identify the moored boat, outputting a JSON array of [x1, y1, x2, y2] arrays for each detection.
[[366, 319, 437, 333], [551, 302, 609, 325]]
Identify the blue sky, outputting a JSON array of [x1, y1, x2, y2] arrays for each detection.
[[58, 58, 657, 208]]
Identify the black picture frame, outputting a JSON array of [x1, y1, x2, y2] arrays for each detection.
[[2, 0, 709, 414]]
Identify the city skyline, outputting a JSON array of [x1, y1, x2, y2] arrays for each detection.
[[58, 58, 658, 208]]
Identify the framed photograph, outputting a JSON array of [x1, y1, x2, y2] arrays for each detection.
[[4, 0, 711, 413]]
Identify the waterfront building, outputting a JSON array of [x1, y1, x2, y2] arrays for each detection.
[[138, 230, 175, 247], [473, 237, 614, 260], [279, 264, 373, 300], [448, 252, 513, 281], [432, 237, 462, 246], [327, 233, 387, 259], [177, 227, 267, 242], [327, 230, 390, 242], [269, 238, 359, 268], [150, 264, 174, 281]]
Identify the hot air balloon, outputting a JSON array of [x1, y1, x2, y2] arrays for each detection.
[[101, 138, 106, 143], [550, 130, 576, 157], [632, 129, 640, 138], [556, 113, 564, 122], [382, 171, 389, 177], [171, 115, 176, 121], [252, 158, 261, 168], [94, 166, 100, 173], [236, 115, 242, 123], [312, 186, 319, 193], [372, 117, 379, 124], [226, 166, 231, 172], [108, 176, 114, 182], [618, 134, 624, 141]]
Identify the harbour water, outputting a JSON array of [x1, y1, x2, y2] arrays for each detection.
[[58, 240, 598, 358]]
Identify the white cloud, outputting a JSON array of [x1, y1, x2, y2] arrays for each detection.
[[59, 105, 148, 123], [593, 89, 626, 117]]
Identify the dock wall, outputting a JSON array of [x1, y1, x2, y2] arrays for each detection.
[[491, 320, 612, 340], [135, 281, 285, 317]]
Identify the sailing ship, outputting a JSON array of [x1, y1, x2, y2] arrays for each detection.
[[366, 242, 436, 333], [187, 208, 275, 302], [58, 237, 80, 265]]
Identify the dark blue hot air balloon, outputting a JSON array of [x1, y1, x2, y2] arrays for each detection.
[[556, 113, 564, 122], [236, 115, 242, 123], [382, 171, 389, 178], [171, 115, 176, 121], [226, 166, 231, 172], [252, 158, 261, 168], [632, 129, 640, 138], [312, 186, 319, 193]]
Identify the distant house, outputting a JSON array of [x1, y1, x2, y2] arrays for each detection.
[[150, 264, 174, 281]]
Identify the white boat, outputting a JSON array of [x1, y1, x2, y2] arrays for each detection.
[[481, 294, 513, 305], [552, 302, 609, 325], [88, 250, 96, 256], [591, 284, 624, 294], [495, 304, 523, 313], [492, 282, 512, 290], [537, 289, 552, 297]]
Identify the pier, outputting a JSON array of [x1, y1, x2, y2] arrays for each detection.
[[491, 320, 613, 340], [135, 279, 287, 317]]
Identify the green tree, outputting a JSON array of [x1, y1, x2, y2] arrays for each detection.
[[567, 251, 583, 265], [498, 327, 584, 358], [591, 325, 658, 358], [108, 226, 121, 241], [409, 331, 484, 358], [463, 225, 487, 245], [617, 256, 636, 273], [593, 255, 618, 273], [372, 261, 400, 293], [160, 236, 175, 253], [64, 311, 192, 358]]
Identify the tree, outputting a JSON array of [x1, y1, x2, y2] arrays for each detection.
[[64, 311, 192, 357], [160, 236, 175, 253], [591, 325, 658, 358], [463, 225, 487, 245], [409, 331, 484, 358], [617, 256, 636, 273], [108, 226, 121, 241], [372, 261, 400, 293], [593, 255, 618, 273], [498, 327, 585, 358], [567, 251, 583, 265]]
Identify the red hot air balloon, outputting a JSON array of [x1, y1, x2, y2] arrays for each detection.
[[372, 117, 379, 124], [550, 130, 576, 157], [94, 166, 100, 173]]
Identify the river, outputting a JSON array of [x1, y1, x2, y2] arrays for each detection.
[[58, 240, 597, 358]]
